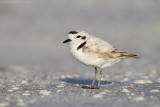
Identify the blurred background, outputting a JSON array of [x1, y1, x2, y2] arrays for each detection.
[[0, 0, 160, 70]]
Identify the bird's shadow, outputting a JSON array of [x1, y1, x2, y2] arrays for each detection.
[[60, 77, 121, 85]]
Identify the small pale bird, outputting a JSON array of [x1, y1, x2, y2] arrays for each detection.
[[63, 30, 139, 89]]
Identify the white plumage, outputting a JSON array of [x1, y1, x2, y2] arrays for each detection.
[[63, 30, 139, 89]]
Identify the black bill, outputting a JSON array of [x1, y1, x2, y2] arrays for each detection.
[[63, 39, 72, 43]]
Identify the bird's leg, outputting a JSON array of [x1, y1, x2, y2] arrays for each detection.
[[82, 67, 99, 89], [91, 67, 98, 86], [98, 68, 102, 87]]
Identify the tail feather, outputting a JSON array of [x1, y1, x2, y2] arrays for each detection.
[[119, 52, 140, 59]]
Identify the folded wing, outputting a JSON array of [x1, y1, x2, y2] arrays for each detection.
[[82, 37, 139, 60]]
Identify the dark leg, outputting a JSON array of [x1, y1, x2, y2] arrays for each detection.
[[81, 67, 99, 89], [98, 68, 102, 87], [92, 67, 98, 86]]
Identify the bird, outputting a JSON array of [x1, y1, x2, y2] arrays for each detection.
[[63, 30, 139, 89]]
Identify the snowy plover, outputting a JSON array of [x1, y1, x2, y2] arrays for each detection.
[[63, 30, 139, 89]]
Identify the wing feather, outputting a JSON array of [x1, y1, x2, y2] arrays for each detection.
[[82, 37, 116, 60], [82, 37, 139, 60]]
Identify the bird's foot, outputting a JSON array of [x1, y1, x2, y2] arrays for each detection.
[[81, 85, 99, 89]]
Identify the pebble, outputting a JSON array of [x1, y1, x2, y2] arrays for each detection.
[[8, 90, 13, 92], [104, 75, 110, 79], [83, 90, 88, 95], [56, 83, 65, 88], [150, 89, 160, 93], [93, 94, 103, 98], [16, 91, 21, 93], [128, 96, 132, 99], [99, 92, 106, 95], [66, 74, 79, 78], [103, 89, 111, 93], [149, 70, 157, 77], [134, 80, 152, 84], [0, 80, 3, 84], [7, 66, 27, 72], [141, 92, 145, 95], [39, 90, 52, 95], [56, 85, 64, 88], [109, 82, 115, 85], [56, 90, 62, 93], [74, 84, 80, 86], [21, 80, 28, 84], [23, 91, 30, 96], [17, 99, 26, 106], [157, 78, 160, 82], [150, 96, 157, 100], [83, 90, 87, 93], [12, 87, 19, 90], [122, 89, 130, 93], [5, 97, 10, 101], [125, 72, 132, 76], [60, 75, 65, 79], [127, 86, 134, 89], [101, 77, 106, 81], [133, 97, 145, 101], [123, 78, 128, 81], [99, 89, 111, 95], [61, 74, 79, 79], [0, 102, 10, 107]]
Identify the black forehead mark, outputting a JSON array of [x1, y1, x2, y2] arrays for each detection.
[[69, 31, 78, 34], [77, 41, 86, 50]]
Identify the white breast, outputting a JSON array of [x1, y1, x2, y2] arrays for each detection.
[[70, 45, 115, 68]]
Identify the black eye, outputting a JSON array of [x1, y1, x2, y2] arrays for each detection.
[[76, 35, 81, 38]]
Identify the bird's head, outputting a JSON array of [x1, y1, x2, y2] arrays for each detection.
[[63, 30, 89, 46]]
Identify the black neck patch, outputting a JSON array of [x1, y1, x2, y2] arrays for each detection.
[[77, 41, 86, 50]]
